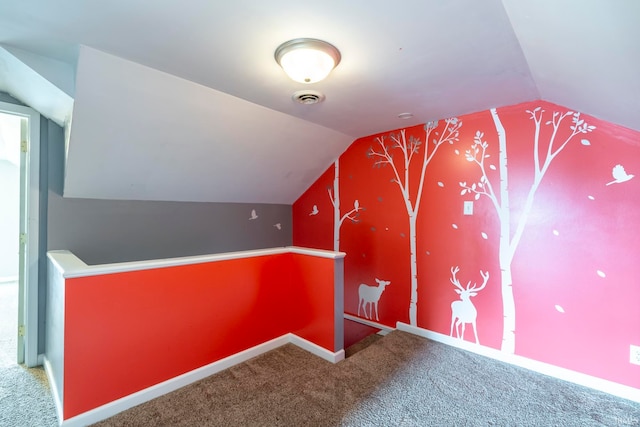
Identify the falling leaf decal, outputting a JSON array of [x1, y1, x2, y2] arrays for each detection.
[[452, 224, 458, 229], [454, 149, 460, 155], [580, 139, 591, 146], [588, 195, 595, 200], [489, 164, 497, 170], [481, 232, 488, 240], [553, 230, 560, 236], [597, 270, 606, 278], [437, 181, 444, 187], [555, 305, 565, 313]]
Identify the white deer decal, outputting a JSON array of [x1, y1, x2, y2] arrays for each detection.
[[358, 278, 391, 321], [449, 267, 489, 344]]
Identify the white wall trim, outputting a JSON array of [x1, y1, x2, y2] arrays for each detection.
[[58, 333, 343, 426], [396, 322, 640, 404], [288, 334, 345, 363], [344, 313, 394, 335], [48, 246, 345, 279], [43, 356, 64, 425], [288, 246, 346, 259]]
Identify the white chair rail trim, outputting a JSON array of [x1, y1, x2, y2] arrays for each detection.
[[47, 246, 345, 279]]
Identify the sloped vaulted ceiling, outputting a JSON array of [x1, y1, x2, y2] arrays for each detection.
[[502, 0, 640, 132], [0, 0, 638, 204], [66, 47, 353, 204]]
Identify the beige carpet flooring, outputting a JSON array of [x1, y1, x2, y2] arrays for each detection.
[[0, 280, 58, 427], [0, 280, 18, 369], [93, 330, 640, 427]]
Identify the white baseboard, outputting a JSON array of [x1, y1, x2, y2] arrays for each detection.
[[288, 334, 345, 363], [344, 313, 394, 335], [58, 334, 343, 427], [396, 322, 640, 404], [43, 356, 64, 426]]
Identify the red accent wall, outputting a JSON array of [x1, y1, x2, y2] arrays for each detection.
[[288, 253, 337, 350], [63, 253, 338, 419], [293, 100, 640, 390]]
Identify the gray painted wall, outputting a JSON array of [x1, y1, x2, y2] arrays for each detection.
[[38, 117, 49, 352], [47, 195, 292, 264], [0, 93, 25, 105]]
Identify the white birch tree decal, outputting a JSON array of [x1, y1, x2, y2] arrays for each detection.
[[460, 107, 595, 353], [368, 119, 462, 325], [328, 159, 363, 252]]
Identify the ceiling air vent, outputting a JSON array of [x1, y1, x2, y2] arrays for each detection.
[[292, 90, 325, 105]]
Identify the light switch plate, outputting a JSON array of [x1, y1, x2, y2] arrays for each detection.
[[631, 345, 640, 365], [463, 201, 473, 215]]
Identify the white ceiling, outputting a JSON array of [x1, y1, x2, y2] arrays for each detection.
[[0, 0, 638, 204]]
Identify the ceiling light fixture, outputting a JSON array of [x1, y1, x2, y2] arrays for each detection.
[[275, 38, 341, 84]]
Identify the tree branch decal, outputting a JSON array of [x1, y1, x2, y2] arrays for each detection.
[[328, 159, 364, 252], [368, 118, 462, 325], [459, 107, 595, 353]]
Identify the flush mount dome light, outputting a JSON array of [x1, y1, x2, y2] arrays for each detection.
[[275, 38, 341, 84]]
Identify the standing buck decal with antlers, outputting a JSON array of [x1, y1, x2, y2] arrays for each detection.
[[450, 266, 489, 344]]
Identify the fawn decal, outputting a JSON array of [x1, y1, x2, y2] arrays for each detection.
[[449, 266, 489, 344], [358, 278, 391, 321]]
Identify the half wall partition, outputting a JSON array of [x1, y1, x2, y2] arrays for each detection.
[[46, 246, 344, 426]]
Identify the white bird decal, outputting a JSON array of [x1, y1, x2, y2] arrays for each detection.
[[274, 223, 281, 230], [606, 164, 634, 186], [309, 205, 319, 216], [249, 209, 258, 220]]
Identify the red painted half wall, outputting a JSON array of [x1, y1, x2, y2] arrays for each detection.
[[294, 100, 640, 390], [62, 252, 338, 418], [288, 253, 338, 351]]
